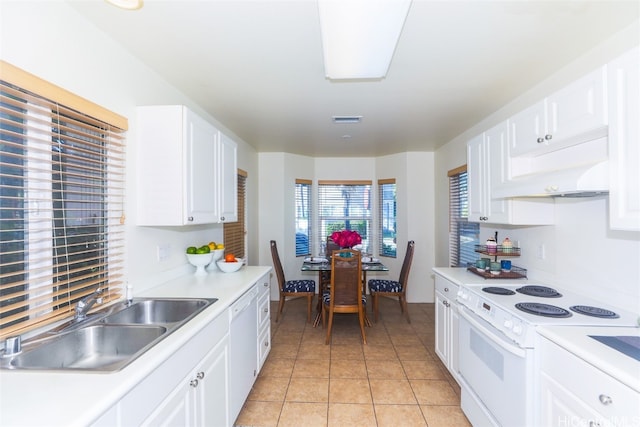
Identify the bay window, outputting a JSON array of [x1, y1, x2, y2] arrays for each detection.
[[317, 180, 372, 254]]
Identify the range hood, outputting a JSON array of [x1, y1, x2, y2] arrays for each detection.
[[493, 160, 609, 198]]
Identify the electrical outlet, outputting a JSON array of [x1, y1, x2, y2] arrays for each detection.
[[536, 244, 546, 260], [157, 245, 170, 262]]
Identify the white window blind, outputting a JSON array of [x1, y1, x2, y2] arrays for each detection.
[[378, 178, 397, 257], [0, 62, 127, 339], [448, 166, 479, 267], [318, 180, 372, 254], [224, 170, 246, 259], [295, 179, 311, 257]]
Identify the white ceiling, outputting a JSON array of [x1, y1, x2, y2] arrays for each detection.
[[69, 0, 639, 157]]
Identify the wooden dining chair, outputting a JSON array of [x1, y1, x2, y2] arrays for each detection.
[[270, 240, 316, 323], [320, 236, 341, 291], [322, 248, 366, 344], [368, 240, 415, 323]]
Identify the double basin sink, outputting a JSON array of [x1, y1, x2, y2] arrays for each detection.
[[1, 298, 217, 372]]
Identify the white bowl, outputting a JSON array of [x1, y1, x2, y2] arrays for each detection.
[[216, 259, 243, 273], [211, 248, 225, 262], [489, 270, 501, 276], [207, 249, 226, 272], [186, 253, 214, 276]]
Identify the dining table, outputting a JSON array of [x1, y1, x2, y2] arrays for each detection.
[[301, 256, 389, 327]]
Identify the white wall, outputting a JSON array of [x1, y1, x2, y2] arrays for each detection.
[[434, 22, 640, 313], [1, 1, 261, 294]]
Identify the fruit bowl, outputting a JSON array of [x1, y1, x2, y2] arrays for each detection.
[[216, 259, 243, 273], [186, 253, 214, 276], [211, 248, 225, 262], [206, 249, 225, 271]]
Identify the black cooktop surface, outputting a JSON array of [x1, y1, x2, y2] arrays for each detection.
[[515, 302, 572, 318], [570, 305, 620, 318], [516, 285, 562, 298]]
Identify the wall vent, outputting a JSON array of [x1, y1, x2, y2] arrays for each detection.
[[332, 115, 362, 124]]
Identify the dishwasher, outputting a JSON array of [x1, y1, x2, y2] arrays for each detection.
[[229, 284, 258, 423]]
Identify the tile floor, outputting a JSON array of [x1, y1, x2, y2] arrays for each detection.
[[235, 297, 471, 427]]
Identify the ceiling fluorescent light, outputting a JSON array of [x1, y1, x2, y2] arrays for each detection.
[[105, 0, 143, 10], [332, 116, 363, 124], [318, 0, 411, 80]]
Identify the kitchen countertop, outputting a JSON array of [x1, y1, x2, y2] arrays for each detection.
[[0, 266, 271, 427], [433, 266, 529, 287], [537, 325, 640, 393]]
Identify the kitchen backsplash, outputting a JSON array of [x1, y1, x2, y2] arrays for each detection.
[[482, 196, 640, 314]]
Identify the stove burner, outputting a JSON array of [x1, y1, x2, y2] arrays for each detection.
[[482, 287, 516, 295], [515, 302, 572, 318], [516, 285, 562, 298], [570, 305, 619, 318]]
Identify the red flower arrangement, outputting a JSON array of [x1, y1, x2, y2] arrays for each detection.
[[331, 230, 362, 248]]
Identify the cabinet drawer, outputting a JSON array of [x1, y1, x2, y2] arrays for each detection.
[[435, 275, 458, 299], [258, 324, 271, 370], [258, 291, 270, 328], [539, 337, 640, 422]]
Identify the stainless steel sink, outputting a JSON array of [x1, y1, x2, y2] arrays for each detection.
[[10, 325, 167, 371], [101, 298, 212, 325], [2, 297, 218, 372]]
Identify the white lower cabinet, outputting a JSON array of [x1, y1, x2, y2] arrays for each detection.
[[95, 309, 231, 427], [434, 274, 460, 383], [141, 333, 229, 427], [257, 273, 271, 371], [539, 336, 638, 427]]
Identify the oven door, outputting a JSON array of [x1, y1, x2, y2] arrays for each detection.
[[458, 305, 535, 427]]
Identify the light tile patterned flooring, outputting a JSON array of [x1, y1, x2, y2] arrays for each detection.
[[235, 297, 471, 427]]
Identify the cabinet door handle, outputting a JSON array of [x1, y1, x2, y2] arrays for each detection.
[[190, 379, 199, 388], [444, 287, 449, 292], [263, 282, 269, 287], [197, 371, 205, 380], [598, 394, 612, 405], [264, 307, 269, 313], [545, 134, 552, 140], [220, 216, 225, 221], [537, 137, 544, 143], [264, 341, 269, 347], [188, 216, 194, 222], [589, 422, 601, 427]]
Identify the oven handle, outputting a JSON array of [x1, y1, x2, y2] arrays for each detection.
[[459, 305, 527, 358]]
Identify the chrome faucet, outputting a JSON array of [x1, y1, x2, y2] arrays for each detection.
[[74, 288, 104, 321]]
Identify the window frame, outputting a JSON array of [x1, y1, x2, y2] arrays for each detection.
[[377, 178, 397, 258], [295, 179, 312, 257], [223, 169, 247, 259], [0, 61, 127, 339], [448, 165, 479, 267]]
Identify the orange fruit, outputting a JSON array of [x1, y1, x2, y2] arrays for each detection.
[[225, 253, 236, 262]]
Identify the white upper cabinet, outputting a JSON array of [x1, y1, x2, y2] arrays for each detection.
[[217, 132, 238, 223], [510, 67, 607, 157], [137, 105, 237, 226], [608, 47, 640, 231], [467, 121, 554, 225]]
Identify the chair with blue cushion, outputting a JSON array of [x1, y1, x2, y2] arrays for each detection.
[[368, 240, 415, 323], [270, 240, 316, 323], [322, 248, 366, 344]]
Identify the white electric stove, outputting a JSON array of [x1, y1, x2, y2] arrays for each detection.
[[457, 282, 639, 348], [456, 281, 639, 427]]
